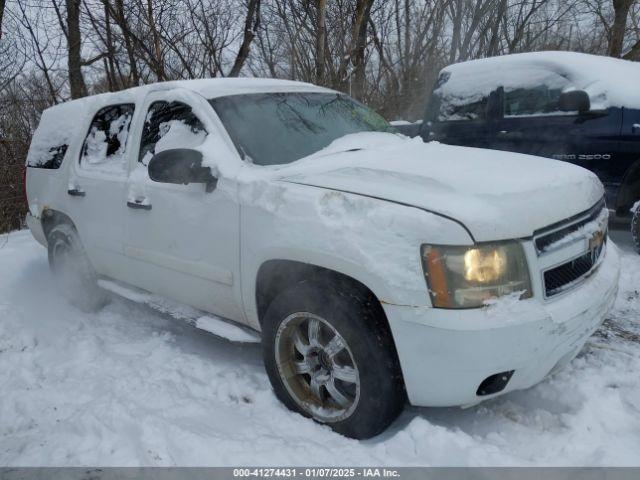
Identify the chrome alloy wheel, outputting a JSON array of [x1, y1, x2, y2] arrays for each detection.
[[274, 312, 360, 423]]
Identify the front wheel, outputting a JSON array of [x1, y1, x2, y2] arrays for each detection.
[[47, 223, 109, 312], [262, 279, 405, 439], [632, 203, 640, 254]]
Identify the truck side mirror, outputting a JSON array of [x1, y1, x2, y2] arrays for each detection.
[[559, 90, 590, 113], [148, 148, 217, 192]]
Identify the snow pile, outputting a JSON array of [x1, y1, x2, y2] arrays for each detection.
[[1, 230, 640, 466]]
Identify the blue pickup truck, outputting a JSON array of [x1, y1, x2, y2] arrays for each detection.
[[397, 52, 640, 252]]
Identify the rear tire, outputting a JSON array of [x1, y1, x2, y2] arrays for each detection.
[[47, 223, 109, 312], [262, 278, 405, 439], [632, 203, 640, 254]]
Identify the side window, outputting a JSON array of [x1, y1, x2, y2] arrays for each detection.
[[504, 86, 565, 117], [27, 144, 68, 169], [138, 101, 207, 166], [80, 104, 134, 174], [438, 95, 488, 122], [503, 71, 570, 117], [432, 72, 487, 122]]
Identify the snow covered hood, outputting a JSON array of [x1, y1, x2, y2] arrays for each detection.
[[438, 51, 640, 110], [279, 134, 604, 242]]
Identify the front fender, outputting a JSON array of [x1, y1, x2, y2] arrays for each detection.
[[239, 180, 472, 329]]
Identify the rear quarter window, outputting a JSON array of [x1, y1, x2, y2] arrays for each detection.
[[26, 144, 68, 169], [27, 99, 105, 170]]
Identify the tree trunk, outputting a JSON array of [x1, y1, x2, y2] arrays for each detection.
[[608, 0, 634, 57], [0, 0, 5, 38], [351, 0, 375, 100], [111, 0, 139, 86], [103, 1, 118, 90], [229, 0, 261, 77], [315, 0, 327, 83], [146, 0, 164, 81], [65, 0, 87, 98]]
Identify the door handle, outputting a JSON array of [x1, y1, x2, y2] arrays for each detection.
[[127, 200, 152, 211], [67, 188, 85, 197]]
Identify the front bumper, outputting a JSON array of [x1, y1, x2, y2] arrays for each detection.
[[384, 241, 620, 407]]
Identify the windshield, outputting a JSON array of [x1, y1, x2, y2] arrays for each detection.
[[210, 92, 395, 166]]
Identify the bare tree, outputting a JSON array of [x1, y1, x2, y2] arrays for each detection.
[[0, 0, 5, 38], [229, 0, 261, 76], [315, 0, 327, 83], [65, 0, 88, 98], [609, 0, 636, 55]]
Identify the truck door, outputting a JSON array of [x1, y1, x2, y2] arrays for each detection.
[[493, 70, 622, 191], [123, 89, 244, 322]]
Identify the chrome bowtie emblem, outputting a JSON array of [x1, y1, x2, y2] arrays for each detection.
[[588, 229, 605, 263]]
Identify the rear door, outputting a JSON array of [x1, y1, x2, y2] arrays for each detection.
[[65, 104, 135, 277], [122, 89, 243, 321]]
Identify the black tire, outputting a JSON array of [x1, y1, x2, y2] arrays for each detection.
[[632, 203, 640, 254], [47, 223, 109, 312], [262, 278, 406, 439]]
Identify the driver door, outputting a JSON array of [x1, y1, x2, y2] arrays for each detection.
[[123, 90, 243, 321]]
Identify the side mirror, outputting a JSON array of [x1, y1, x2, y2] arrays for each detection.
[[148, 148, 217, 192], [559, 90, 590, 113]]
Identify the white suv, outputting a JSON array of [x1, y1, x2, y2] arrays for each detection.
[[25, 78, 620, 439]]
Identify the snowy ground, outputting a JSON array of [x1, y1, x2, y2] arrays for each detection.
[[0, 229, 639, 466]]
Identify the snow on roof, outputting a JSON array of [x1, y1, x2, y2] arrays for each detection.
[[438, 51, 640, 109], [50, 77, 331, 115], [27, 78, 332, 167], [43, 78, 331, 127]]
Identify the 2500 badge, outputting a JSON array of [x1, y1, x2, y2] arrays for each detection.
[[553, 154, 612, 161]]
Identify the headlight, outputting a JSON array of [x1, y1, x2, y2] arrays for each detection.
[[421, 242, 532, 309]]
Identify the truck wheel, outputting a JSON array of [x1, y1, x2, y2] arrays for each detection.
[[47, 223, 109, 312], [262, 279, 405, 439], [632, 203, 640, 254]]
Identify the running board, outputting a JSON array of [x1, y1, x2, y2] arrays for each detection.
[[97, 279, 261, 344]]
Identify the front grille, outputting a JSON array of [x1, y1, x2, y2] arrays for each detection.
[[544, 252, 595, 297], [534, 198, 605, 253], [535, 198, 608, 298]]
